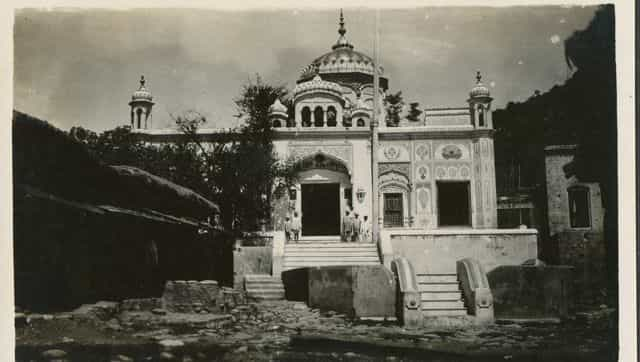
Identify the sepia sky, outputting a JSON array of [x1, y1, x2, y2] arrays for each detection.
[[14, 6, 599, 131]]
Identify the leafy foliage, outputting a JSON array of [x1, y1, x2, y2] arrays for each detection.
[[384, 91, 404, 127], [493, 5, 616, 297]]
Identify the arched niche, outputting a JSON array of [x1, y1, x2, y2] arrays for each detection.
[[379, 171, 411, 228]]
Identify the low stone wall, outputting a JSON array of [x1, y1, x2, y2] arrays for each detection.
[[233, 246, 272, 289], [306, 265, 396, 318], [161, 280, 246, 313], [384, 229, 538, 274], [556, 231, 607, 308], [487, 265, 574, 318]]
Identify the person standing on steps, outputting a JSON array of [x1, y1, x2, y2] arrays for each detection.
[[284, 216, 292, 243], [291, 211, 301, 242], [342, 209, 352, 242], [352, 213, 361, 242], [361, 215, 371, 242]]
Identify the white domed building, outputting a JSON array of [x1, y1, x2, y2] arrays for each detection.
[[133, 12, 538, 310]]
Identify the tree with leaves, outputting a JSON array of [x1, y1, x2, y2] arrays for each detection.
[[493, 5, 616, 303], [384, 91, 404, 127]]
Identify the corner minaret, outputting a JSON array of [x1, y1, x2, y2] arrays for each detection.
[[129, 75, 154, 129], [467, 71, 493, 129]]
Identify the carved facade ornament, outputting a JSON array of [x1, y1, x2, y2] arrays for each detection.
[[417, 188, 431, 212], [379, 171, 411, 191], [383, 146, 400, 161], [435, 164, 472, 180], [442, 145, 463, 160], [415, 144, 430, 161], [416, 165, 430, 181], [294, 153, 350, 175], [379, 162, 411, 178], [288, 143, 352, 171]]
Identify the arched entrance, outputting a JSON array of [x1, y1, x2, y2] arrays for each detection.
[[293, 153, 352, 237]]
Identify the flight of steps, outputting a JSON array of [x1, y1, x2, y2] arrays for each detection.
[[244, 274, 285, 300], [283, 237, 380, 271], [417, 273, 468, 317]]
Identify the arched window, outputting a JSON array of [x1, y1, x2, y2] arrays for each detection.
[[327, 106, 337, 127], [314, 106, 324, 127], [136, 108, 143, 128], [478, 105, 485, 127], [357, 118, 365, 127], [272, 119, 282, 128], [568, 186, 591, 228], [301, 107, 311, 127]]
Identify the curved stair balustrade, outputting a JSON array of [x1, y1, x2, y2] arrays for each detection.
[[390, 257, 422, 328], [456, 258, 494, 324]]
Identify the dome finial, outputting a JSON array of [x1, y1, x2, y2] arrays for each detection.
[[476, 71, 482, 84], [139, 75, 146, 89], [332, 9, 353, 50]]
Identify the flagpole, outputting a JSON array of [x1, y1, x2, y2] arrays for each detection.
[[371, 8, 381, 245]]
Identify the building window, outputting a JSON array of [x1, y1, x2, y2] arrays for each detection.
[[568, 186, 591, 228], [286, 118, 295, 127], [272, 119, 281, 128], [327, 106, 337, 127], [314, 106, 324, 127], [343, 117, 352, 127], [478, 105, 485, 127], [357, 118, 365, 127], [136, 108, 143, 128], [301, 107, 311, 127], [437, 181, 471, 226], [383, 193, 403, 227]]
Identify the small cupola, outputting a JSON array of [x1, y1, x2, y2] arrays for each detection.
[[128, 75, 155, 129]]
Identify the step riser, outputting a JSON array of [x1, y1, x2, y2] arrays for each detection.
[[419, 284, 460, 292], [420, 292, 462, 301], [416, 275, 458, 283], [422, 301, 465, 309], [422, 309, 468, 317], [285, 257, 379, 261]]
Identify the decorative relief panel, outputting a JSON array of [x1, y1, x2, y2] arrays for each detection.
[[379, 171, 411, 191], [415, 165, 430, 182], [434, 164, 472, 180], [379, 162, 411, 178], [378, 143, 410, 163], [288, 142, 352, 170], [415, 143, 431, 161], [417, 187, 432, 213], [434, 143, 470, 161]]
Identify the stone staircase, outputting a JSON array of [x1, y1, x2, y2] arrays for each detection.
[[417, 273, 468, 317], [244, 274, 285, 300], [283, 237, 380, 271]]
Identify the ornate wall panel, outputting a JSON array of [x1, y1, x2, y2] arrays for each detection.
[[379, 162, 411, 178], [434, 142, 470, 161], [433, 163, 472, 180], [378, 143, 411, 163], [288, 141, 353, 171]]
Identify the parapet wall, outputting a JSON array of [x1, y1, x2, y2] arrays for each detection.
[[383, 229, 538, 274]]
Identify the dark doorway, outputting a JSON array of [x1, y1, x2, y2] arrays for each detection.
[[301, 183, 340, 236], [437, 182, 471, 226]]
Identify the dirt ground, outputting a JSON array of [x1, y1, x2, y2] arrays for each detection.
[[15, 300, 618, 361]]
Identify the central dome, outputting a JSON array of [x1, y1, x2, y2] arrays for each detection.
[[298, 10, 384, 83]]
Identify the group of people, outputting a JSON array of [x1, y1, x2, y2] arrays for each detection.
[[284, 212, 301, 242], [342, 209, 371, 242], [283, 209, 371, 243]]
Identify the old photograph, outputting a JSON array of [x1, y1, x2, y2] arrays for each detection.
[[11, 3, 625, 361]]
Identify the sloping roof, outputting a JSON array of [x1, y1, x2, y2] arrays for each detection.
[[13, 110, 220, 221]]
